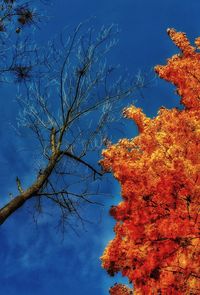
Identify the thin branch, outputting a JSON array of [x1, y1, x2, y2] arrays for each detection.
[[61, 150, 103, 177]]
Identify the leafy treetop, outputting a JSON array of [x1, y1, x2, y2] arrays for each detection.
[[101, 29, 200, 294]]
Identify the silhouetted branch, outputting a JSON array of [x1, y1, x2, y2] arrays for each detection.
[[0, 20, 148, 229]]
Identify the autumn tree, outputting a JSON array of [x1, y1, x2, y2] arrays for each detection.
[[100, 29, 200, 294]]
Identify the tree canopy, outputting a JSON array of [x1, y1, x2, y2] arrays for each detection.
[[101, 29, 200, 294]]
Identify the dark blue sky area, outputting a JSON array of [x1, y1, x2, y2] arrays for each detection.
[[0, 0, 199, 294]]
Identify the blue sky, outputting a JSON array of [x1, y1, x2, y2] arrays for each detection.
[[0, 0, 200, 294]]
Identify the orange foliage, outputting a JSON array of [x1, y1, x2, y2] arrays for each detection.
[[101, 29, 200, 294], [109, 284, 133, 295]]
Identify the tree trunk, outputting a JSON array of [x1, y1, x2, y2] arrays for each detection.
[[0, 153, 60, 225], [0, 194, 28, 225]]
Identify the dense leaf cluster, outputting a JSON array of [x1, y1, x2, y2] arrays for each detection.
[[101, 29, 200, 294]]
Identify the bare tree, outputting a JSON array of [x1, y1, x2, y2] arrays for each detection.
[[0, 19, 147, 228]]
